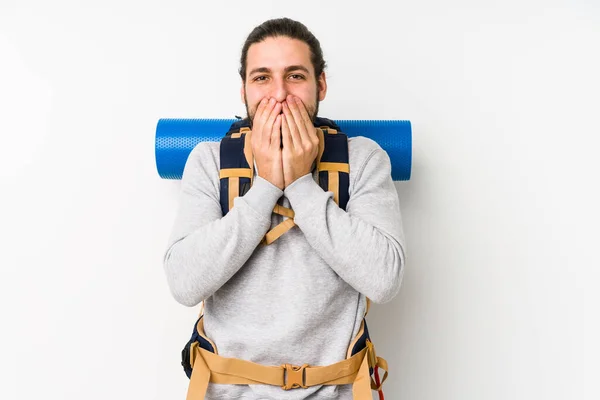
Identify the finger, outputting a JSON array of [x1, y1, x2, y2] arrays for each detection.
[[294, 96, 315, 133], [281, 113, 293, 150], [251, 98, 267, 142], [286, 96, 309, 146], [293, 97, 319, 148], [258, 98, 277, 136], [271, 114, 282, 149], [252, 98, 271, 146], [264, 102, 282, 144], [255, 97, 269, 117], [285, 95, 302, 126], [282, 101, 302, 148], [253, 97, 270, 127]]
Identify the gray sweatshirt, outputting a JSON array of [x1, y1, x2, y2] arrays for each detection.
[[163, 135, 406, 400]]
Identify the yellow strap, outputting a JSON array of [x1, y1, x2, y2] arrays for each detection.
[[305, 348, 366, 386], [352, 348, 373, 399], [219, 168, 253, 179], [273, 204, 295, 218], [263, 219, 296, 245], [319, 126, 337, 134], [186, 350, 211, 400], [228, 177, 239, 211], [230, 127, 250, 139], [186, 346, 374, 400], [319, 162, 349, 173], [262, 205, 295, 245], [328, 171, 339, 205], [200, 347, 284, 385]]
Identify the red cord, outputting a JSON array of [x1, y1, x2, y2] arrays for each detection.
[[374, 366, 384, 400]]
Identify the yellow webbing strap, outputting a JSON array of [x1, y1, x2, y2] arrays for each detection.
[[228, 177, 239, 212], [318, 162, 350, 173], [219, 169, 254, 179], [319, 126, 338, 135], [273, 204, 294, 218], [261, 204, 297, 245], [263, 218, 296, 245], [231, 127, 251, 139], [186, 345, 377, 400], [329, 171, 339, 205]]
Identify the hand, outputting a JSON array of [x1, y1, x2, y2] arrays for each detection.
[[251, 97, 284, 190], [281, 95, 320, 188]]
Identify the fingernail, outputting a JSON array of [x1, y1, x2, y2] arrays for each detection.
[[269, 98, 275, 104]]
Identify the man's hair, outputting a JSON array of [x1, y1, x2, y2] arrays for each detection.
[[239, 18, 327, 82]]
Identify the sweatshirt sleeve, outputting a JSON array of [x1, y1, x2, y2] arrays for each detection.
[[283, 140, 406, 304], [162, 143, 283, 307]]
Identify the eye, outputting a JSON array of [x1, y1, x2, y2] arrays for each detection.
[[289, 74, 305, 80], [253, 75, 268, 82]]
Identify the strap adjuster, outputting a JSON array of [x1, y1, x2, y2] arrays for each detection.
[[281, 363, 309, 390], [366, 339, 377, 368]]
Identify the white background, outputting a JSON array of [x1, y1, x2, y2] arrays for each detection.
[[1, 1, 599, 399]]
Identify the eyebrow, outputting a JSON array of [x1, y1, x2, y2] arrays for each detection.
[[248, 65, 310, 77]]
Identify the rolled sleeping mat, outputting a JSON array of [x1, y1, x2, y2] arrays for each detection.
[[155, 119, 412, 181]]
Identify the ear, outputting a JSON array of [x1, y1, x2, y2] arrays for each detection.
[[240, 82, 246, 104], [317, 71, 327, 101]]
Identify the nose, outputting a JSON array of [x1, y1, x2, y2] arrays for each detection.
[[270, 77, 288, 104]]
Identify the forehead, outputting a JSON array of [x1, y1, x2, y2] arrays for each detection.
[[246, 36, 314, 74]]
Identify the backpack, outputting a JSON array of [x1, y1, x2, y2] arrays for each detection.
[[180, 117, 388, 400]]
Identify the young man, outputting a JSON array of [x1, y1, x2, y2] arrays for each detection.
[[163, 18, 406, 399]]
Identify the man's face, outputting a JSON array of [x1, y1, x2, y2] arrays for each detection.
[[241, 36, 327, 124]]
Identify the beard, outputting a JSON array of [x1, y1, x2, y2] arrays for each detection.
[[244, 92, 320, 129]]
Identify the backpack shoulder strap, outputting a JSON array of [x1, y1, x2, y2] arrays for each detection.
[[315, 118, 350, 211], [219, 119, 253, 216]]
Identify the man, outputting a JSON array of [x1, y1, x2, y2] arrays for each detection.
[[163, 17, 406, 399]]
